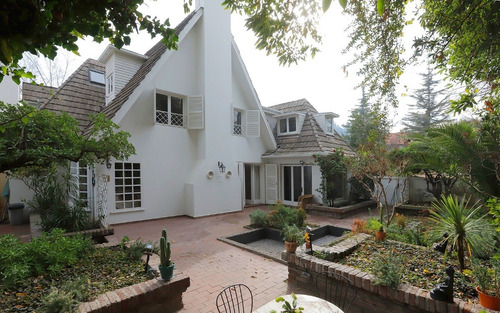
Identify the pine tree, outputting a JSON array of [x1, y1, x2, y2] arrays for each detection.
[[343, 86, 390, 149], [402, 65, 450, 133]]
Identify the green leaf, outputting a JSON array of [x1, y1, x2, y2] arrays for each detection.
[[323, 0, 332, 12], [339, 0, 347, 9], [377, 0, 385, 16], [21, 117, 29, 124]]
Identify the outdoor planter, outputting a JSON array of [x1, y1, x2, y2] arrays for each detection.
[[285, 241, 298, 253], [476, 286, 500, 311], [375, 231, 386, 240], [159, 263, 175, 281]]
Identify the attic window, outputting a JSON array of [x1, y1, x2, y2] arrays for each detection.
[[89, 69, 105, 85], [278, 116, 297, 135], [326, 117, 333, 134]]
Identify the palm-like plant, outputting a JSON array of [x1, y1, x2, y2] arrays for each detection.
[[430, 194, 495, 271]]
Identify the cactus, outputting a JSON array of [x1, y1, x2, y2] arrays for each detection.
[[160, 229, 172, 267]]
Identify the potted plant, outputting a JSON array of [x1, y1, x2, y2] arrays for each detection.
[[271, 293, 304, 313], [473, 258, 500, 310], [158, 229, 175, 280], [375, 226, 386, 240], [282, 224, 304, 253]]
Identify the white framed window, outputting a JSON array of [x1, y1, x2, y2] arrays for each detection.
[[278, 116, 297, 135], [70, 161, 91, 209], [233, 109, 243, 135], [115, 162, 141, 210], [89, 69, 105, 86], [326, 117, 333, 134], [155, 92, 185, 127], [107, 74, 114, 94]]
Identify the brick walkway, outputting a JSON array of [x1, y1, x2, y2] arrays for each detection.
[[106, 206, 371, 312], [0, 205, 371, 312]]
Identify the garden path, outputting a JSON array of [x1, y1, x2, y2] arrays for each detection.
[[107, 206, 371, 313]]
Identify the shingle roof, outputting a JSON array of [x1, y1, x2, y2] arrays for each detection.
[[100, 10, 199, 121], [268, 98, 318, 114], [22, 83, 57, 107], [22, 59, 105, 130], [264, 99, 354, 157], [38, 59, 105, 130]]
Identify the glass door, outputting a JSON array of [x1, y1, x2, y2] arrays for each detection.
[[282, 165, 312, 204]]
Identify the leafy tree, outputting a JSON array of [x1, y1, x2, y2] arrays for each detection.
[[343, 87, 390, 149], [402, 64, 450, 133], [314, 149, 346, 207], [410, 120, 500, 199], [20, 52, 74, 87], [346, 142, 410, 226], [0, 102, 135, 173], [0, 0, 184, 83]]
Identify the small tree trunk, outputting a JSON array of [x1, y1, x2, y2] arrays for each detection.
[[457, 235, 465, 271]]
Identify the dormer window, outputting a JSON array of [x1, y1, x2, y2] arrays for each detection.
[[326, 117, 333, 134], [89, 69, 105, 86], [278, 116, 297, 135], [107, 73, 114, 94]]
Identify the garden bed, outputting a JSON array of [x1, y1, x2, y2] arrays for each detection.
[[0, 244, 153, 312]]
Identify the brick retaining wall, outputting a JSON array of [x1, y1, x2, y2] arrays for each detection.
[[306, 200, 376, 219], [283, 252, 487, 313]]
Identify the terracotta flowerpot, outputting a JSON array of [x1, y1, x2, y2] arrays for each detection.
[[305, 242, 311, 249], [285, 241, 298, 253], [375, 231, 386, 240], [476, 286, 500, 311]]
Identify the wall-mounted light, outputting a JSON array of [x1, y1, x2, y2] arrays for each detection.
[[299, 160, 305, 166], [106, 159, 112, 170], [218, 161, 226, 173]]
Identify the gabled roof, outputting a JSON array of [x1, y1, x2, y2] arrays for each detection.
[[264, 99, 354, 157], [23, 59, 105, 130], [100, 10, 199, 121]]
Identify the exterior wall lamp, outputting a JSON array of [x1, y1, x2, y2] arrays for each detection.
[[106, 159, 112, 170], [218, 161, 226, 173], [299, 160, 305, 166]]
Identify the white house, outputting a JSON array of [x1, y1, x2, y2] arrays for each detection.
[[20, 0, 353, 225]]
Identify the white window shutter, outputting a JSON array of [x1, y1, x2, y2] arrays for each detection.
[[246, 110, 260, 137], [187, 96, 204, 129]]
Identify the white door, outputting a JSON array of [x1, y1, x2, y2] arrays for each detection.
[[265, 164, 277, 204]]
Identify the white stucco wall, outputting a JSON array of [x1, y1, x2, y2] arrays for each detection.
[[0, 75, 19, 104], [376, 177, 409, 206], [105, 2, 275, 223]]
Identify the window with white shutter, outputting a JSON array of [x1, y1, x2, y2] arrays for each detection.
[[187, 96, 204, 129], [246, 110, 260, 137]]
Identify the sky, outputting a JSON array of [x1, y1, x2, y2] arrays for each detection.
[[69, 0, 433, 132]]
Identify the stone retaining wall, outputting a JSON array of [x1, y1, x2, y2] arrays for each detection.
[[306, 200, 376, 219], [283, 252, 486, 313]]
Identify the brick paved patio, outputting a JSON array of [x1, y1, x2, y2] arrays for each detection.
[[0, 205, 371, 312]]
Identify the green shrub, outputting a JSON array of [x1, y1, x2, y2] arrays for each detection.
[[371, 250, 403, 288], [386, 221, 431, 247], [40, 276, 88, 313], [365, 217, 383, 233], [249, 209, 268, 227], [282, 224, 304, 243], [349, 176, 373, 202], [268, 202, 304, 230], [0, 229, 92, 287], [126, 239, 152, 262]]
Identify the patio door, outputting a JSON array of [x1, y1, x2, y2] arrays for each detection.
[[282, 165, 312, 205], [245, 164, 261, 204]]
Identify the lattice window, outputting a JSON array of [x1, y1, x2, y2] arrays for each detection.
[[155, 92, 185, 127], [233, 109, 243, 135], [115, 162, 141, 210], [70, 161, 91, 208]]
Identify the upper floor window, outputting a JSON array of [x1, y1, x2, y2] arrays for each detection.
[[279, 116, 297, 135], [233, 109, 243, 135], [89, 69, 105, 86], [155, 92, 184, 127], [107, 74, 114, 94], [326, 117, 333, 134]]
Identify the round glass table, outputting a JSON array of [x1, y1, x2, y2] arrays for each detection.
[[253, 294, 344, 313]]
